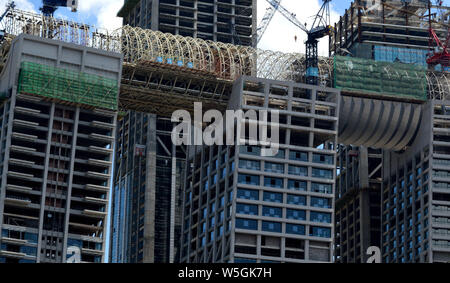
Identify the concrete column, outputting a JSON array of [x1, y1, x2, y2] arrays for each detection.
[[62, 107, 80, 263], [36, 102, 56, 263], [143, 114, 157, 263]]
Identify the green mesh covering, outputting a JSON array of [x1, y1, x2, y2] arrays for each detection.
[[334, 55, 427, 101], [17, 61, 119, 110]]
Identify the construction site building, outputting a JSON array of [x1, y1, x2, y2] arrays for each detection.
[[332, 0, 450, 263], [0, 34, 122, 263], [110, 0, 257, 263], [180, 77, 340, 263], [118, 0, 257, 47]]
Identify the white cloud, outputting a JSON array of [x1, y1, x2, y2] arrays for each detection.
[[257, 0, 340, 55], [0, 0, 36, 13], [78, 0, 123, 30]]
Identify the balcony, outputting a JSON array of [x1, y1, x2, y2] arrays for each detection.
[[15, 106, 41, 116], [11, 132, 39, 142], [0, 237, 28, 245], [84, 197, 108, 205], [88, 146, 113, 155], [82, 209, 107, 219], [9, 158, 35, 168], [4, 196, 32, 207], [85, 184, 109, 193], [81, 248, 103, 256], [91, 121, 115, 130], [0, 250, 26, 259], [87, 159, 112, 167], [13, 119, 39, 129], [10, 145, 37, 154], [7, 171, 34, 181], [85, 171, 110, 180], [69, 222, 102, 233], [89, 133, 114, 143], [6, 184, 33, 193]]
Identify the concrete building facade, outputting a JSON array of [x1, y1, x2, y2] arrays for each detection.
[[381, 100, 450, 263], [0, 34, 122, 263], [118, 0, 257, 47], [180, 76, 340, 263], [110, 0, 257, 263]]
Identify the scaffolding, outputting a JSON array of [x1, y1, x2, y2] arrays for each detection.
[[0, 8, 448, 108], [17, 61, 119, 110], [334, 55, 427, 101]]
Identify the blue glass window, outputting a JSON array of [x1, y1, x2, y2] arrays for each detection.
[[24, 233, 38, 244], [310, 211, 332, 223], [313, 153, 334, 165], [289, 150, 308, 162], [269, 149, 285, 159], [286, 224, 305, 235], [238, 174, 260, 186], [288, 165, 308, 176], [264, 177, 283, 188], [286, 209, 306, 220], [288, 180, 307, 191], [312, 168, 333, 179], [236, 203, 258, 216], [311, 183, 332, 194], [263, 192, 283, 203], [311, 197, 331, 208], [262, 221, 282, 233], [240, 146, 261, 156], [310, 226, 331, 238], [237, 189, 259, 200], [239, 159, 261, 171], [287, 194, 306, 206], [265, 162, 285, 174], [262, 206, 282, 218], [236, 218, 258, 231]]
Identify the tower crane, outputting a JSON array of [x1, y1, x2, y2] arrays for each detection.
[[427, 0, 450, 69], [40, 0, 78, 17], [256, 0, 283, 44], [0, 1, 16, 41], [264, 0, 333, 85]]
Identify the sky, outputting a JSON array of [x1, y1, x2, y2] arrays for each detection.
[[2, 0, 449, 55]]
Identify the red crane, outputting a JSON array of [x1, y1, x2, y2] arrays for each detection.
[[427, 27, 450, 68]]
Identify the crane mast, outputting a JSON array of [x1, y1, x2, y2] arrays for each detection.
[[264, 0, 332, 85]]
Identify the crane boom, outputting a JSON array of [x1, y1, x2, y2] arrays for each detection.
[[256, 0, 282, 44], [264, 0, 308, 34]]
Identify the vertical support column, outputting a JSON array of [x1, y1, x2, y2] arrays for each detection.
[[169, 142, 177, 263], [0, 90, 18, 244], [143, 114, 157, 263], [62, 107, 80, 263], [359, 146, 372, 262], [36, 102, 55, 263]]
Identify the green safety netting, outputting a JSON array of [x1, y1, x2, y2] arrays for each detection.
[[334, 55, 427, 101], [17, 61, 119, 110]]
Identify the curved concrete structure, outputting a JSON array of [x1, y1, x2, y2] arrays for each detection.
[[338, 96, 422, 151]]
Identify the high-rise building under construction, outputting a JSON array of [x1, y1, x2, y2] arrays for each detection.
[[332, 0, 450, 263], [0, 34, 122, 263], [110, 0, 257, 263]]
